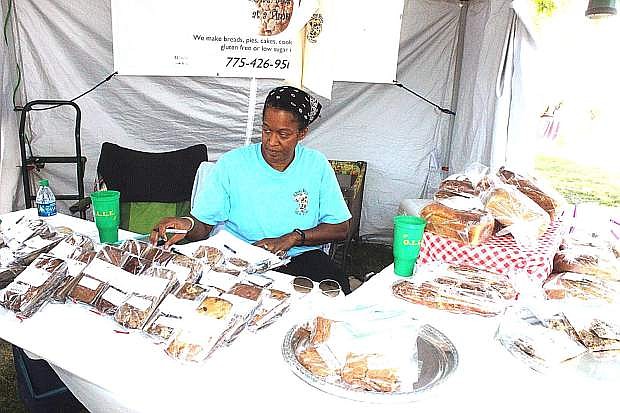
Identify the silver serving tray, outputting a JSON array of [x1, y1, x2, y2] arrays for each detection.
[[282, 323, 458, 403]]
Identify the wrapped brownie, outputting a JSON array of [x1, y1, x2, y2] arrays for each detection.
[[120, 239, 151, 257], [50, 248, 97, 303], [0, 254, 67, 318], [113, 275, 175, 329], [67, 274, 106, 306], [164, 254, 203, 284], [48, 234, 94, 259], [121, 254, 152, 275], [93, 285, 128, 316], [141, 246, 175, 266], [96, 245, 128, 267]]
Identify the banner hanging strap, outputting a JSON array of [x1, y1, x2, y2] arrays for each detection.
[[244, 77, 258, 146]]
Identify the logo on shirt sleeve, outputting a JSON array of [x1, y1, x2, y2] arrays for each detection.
[[293, 189, 309, 215]]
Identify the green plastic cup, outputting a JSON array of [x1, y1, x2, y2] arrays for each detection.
[[90, 190, 120, 244], [393, 215, 427, 277]]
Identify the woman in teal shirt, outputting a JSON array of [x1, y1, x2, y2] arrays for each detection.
[[151, 86, 352, 293]]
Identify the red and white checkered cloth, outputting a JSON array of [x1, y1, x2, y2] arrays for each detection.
[[419, 218, 566, 280]]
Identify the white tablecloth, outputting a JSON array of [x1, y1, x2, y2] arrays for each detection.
[[1, 211, 618, 413]]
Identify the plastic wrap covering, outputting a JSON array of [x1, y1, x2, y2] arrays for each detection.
[[392, 264, 517, 317], [553, 247, 619, 281], [293, 306, 420, 393], [497, 166, 566, 221], [543, 272, 620, 303], [420, 202, 494, 246], [0, 254, 68, 318], [482, 184, 551, 247], [496, 306, 587, 372]]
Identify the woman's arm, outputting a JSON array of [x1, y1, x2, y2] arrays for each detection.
[[254, 220, 350, 256], [149, 215, 213, 248]]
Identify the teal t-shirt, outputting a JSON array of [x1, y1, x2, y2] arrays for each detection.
[[191, 143, 351, 257]]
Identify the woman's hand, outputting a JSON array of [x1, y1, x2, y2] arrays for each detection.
[[254, 232, 299, 257], [149, 217, 193, 249]]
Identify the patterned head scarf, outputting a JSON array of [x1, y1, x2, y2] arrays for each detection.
[[264, 86, 322, 129]]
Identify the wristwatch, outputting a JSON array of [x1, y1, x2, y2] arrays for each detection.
[[293, 228, 305, 245]]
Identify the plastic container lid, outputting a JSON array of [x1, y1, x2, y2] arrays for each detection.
[[39, 179, 49, 186]]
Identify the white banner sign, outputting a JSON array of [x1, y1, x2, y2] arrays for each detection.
[[111, 0, 317, 79]]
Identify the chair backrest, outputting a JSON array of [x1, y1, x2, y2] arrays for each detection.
[[328, 160, 367, 242], [97, 142, 208, 234]]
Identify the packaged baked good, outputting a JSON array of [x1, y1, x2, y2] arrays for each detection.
[[392, 264, 516, 317], [0, 254, 67, 318], [228, 282, 263, 301], [420, 202, 495, 246], [67, 274, 106, 306], [144, 295, 199, 342], [164, 254, 203, 284], [93, 285, 128, 315], [121, 254, 152, 275], [295, 309, 420, 392], [142, 266, 177, 281], [563, 306, 620, 352], [210, 265, 240, 277], [192, 245, 223, 267], [496, 306, 587, 371], [434, 175, 477, 200], [120, 239, 151, 257], [497, 166, 566, 221], [96, 245, 128, 267], [544, 272, 619, 303], [553, 247, 619, 281], [50, 248, 96, 303], [248, 288, 291, 331], [175, 282, 207, 300], [196, 296, 233, 319], [114, 293, 158, 329], [164, 317, 236, 363], [48, 233, 94, 259], [0, 265, 27, 290], [200, 270, 239, 292], [141, 246, 175, 266], [482, 184, 551, 246], [196, 293, 258, 344]]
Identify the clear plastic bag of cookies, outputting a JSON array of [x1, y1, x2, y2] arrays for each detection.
[[0, 254, 67, 318]]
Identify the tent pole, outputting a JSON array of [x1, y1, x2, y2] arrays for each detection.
[[444, 1, 469, 177], [244, 77, 258, 146]]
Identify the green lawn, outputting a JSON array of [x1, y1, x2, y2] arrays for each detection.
[[534, 154, 620, 207]]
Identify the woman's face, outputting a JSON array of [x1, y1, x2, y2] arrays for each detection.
[[261, 106, 307, 170]]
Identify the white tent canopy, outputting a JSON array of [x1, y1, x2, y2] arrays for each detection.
[[0, 0, 537, 240]]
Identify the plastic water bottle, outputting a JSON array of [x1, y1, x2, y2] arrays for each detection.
[[35, 179, 57, 218]]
